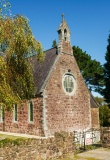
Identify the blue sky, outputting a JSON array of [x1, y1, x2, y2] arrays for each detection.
[[6, 0, 110, 66]]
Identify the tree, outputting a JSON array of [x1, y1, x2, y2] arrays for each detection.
[[0, 1, 44, 109], [73, 46, 104, 93], [95, 97, 110, 126], [102, 34, 110, 106], [0, 56, 21, 109], [0, 0, 12, 18], [52, 39, 57, 47]]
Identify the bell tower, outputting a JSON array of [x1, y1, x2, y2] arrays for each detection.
[[58, 14, 72, 55]]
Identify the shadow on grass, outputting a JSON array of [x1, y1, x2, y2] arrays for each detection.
[[75, 143, 102, 154]]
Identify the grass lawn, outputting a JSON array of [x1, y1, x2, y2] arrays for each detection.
[[0, 133, 28, 147]]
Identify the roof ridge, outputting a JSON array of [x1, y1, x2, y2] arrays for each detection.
[[45, 47, 57, 52]]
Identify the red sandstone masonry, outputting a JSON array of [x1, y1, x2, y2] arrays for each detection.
[[44, 40, 92, 136], [91, 108, 99, 128], [0, 97, 44, 136]]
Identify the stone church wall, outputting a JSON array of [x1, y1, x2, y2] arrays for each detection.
[[91, 108, 99, 128], [44, 48, 92, 136], [0, 97, 44, 136]]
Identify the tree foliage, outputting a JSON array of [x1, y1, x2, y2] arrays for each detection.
[[95, 97, 110, 126], [0, 0, 12, 18], [52, 39, 57, 47], [73, 46, 104, 93], [0, 1, 44, 109], [0, 56, 20, 109], [102, 34, 110, 106]]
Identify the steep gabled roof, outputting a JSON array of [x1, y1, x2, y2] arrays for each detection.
[[29, 47, 58, 95], [90, 93, 99, 108]]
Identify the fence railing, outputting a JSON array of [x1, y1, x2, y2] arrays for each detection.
[[73, 129, 100, 150]]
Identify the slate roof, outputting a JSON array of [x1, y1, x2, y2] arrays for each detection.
[[90, 93, 99, 108], [29, 47, 58, 95]]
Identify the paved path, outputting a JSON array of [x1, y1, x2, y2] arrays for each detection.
[[0, 131, 53, 139], [77, 148, 110, 160]]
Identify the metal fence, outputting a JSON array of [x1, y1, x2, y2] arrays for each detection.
[[73, 129, 100, 150]]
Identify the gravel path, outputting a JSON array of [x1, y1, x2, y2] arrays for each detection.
[[77, 148, 110, 160]]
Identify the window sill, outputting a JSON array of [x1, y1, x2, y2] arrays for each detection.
[[13, 121, 18, 123], [28, 121, 34, 124]]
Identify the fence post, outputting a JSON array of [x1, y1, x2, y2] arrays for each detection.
[[83, 131, 86, 150]]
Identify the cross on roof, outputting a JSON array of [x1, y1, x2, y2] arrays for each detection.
[[62, 13, 64, 22]]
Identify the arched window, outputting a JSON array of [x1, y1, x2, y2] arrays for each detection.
[[64, 29, 67, 41], [13, 104, 18, 122], [0, 106, 4, 122], [58, 29, 62, 41], [63, 74, 75, 93], [28, 101, 34, 122]]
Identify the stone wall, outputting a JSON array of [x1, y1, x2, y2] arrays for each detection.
[[101, 127, 110, 148], [91, 108, 100, 129], [0, 132, 74, 160], [44, 46, 91, 136], [0, 97, 44, 136]]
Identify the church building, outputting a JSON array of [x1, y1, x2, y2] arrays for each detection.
[[0, 15, 100, 140]]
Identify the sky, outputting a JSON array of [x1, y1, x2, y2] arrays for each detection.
[[5, 0, 110, 66], [1, 0, 110, 97]]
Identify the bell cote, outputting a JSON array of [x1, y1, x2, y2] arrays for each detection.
[[57, 14, 72, 55], [58, 14, 71, 43]]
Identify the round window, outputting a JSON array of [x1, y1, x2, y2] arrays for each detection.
[[63, 74, 75, 93]]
